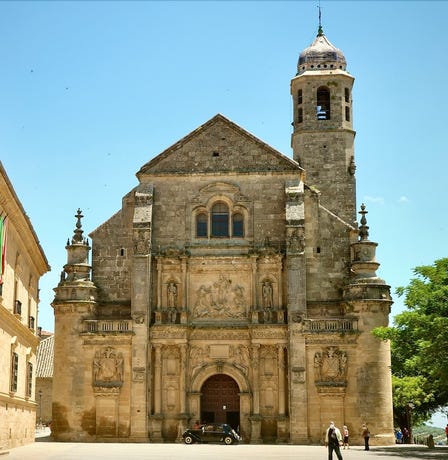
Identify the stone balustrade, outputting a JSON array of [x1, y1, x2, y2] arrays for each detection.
[[303, 318, 358, 333], [82, 319, 132, 333]]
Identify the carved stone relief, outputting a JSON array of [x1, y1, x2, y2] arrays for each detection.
[[133, 229, 151, 255], [190, 346, 207, 373], [189, 343, 251, 375], [286, 229, 305, 254], [132, 312, 145, 324], [132, 367, 145, 382], [314, 346, 347, 385], [192, 274, 246, 319], [232, 344, 249, 372], [92, 347, 124, 388]]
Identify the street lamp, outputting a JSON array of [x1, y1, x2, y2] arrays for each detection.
[[38, 389, 43, 427]]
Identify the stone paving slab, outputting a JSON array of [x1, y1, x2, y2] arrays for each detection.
[[4, 441, 448, 460]]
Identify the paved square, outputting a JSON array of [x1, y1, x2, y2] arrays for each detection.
[[4, 440, 448, 460]]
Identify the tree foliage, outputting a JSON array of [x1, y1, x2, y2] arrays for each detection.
[[374, 258, 448, 427]]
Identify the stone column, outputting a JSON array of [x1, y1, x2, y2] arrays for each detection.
[[177, 344, 188, 442], [250, 344, 262, 443], [154, 344, 162, 414], [277, 345, 285, 415], [179, 344, 187, 414]]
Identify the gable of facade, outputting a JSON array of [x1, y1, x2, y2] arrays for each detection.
[[138, 114, 302, 176]]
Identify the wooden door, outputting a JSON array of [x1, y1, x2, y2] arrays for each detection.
[[201, 374, 240, 429]]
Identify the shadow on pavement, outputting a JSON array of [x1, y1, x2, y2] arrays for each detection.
[[374, 445, 448, 458]]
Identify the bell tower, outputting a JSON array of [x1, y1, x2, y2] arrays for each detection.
[[291, 24, 356, 223]]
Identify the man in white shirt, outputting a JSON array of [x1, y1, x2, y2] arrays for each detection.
[[325, 421, 343, 460]]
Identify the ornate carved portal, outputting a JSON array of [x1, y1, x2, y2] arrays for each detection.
[[200, 374, 240, 429]]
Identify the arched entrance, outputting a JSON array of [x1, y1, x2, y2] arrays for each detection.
[[201, 374, 240, 430]]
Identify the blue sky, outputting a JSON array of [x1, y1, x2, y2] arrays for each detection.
[[1, 0, 447, 421]]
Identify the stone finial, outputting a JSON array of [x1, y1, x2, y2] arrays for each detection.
[[71, 208, 85, 244], [358, 204, 369, 241]]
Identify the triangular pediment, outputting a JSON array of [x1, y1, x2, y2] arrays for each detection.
[[137, 114, 302, 177]]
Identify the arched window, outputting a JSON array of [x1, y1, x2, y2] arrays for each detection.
[[316, 87, 330, 120], [232, 213, 244, 237], [196, 213, 208, 238], [211, 203, 229, 237]]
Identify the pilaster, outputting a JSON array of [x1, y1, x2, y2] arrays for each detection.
[[130, 184, 153, 440]]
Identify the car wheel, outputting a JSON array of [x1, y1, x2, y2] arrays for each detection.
[[224, 436, 233, 445], [184, 435, 194, 444]]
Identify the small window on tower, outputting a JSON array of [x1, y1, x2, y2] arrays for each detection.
[[297, 89, 303, 105], [345, 106, 350, 122], [345, 88, 350, 103], [298, 108, 303, 124]]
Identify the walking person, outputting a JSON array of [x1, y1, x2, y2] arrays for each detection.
[[445, 424, 448, 445], [325, 421, 343, 460], [402, 426, 409, 444], [342, 425, 349, 449], [362, 423, 370, 451]]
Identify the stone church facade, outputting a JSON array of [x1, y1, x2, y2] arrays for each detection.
[[51, 27, 394, 444]]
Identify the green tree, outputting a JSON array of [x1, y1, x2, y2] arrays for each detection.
[[374, 258, 448, 428]]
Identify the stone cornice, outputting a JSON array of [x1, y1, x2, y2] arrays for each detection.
[[0, 162, 50, 275], [0, 391, 37, 408], [0, 303, 39, 347]]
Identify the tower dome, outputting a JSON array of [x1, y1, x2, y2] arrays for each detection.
[[297, 27, 346, 75]]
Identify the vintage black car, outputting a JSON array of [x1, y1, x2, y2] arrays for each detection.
[[182, 423, 241, 445]]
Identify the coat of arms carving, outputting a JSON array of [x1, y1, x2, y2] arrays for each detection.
[[314, 346, 347, 385], [92, 347, 124, 388]]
